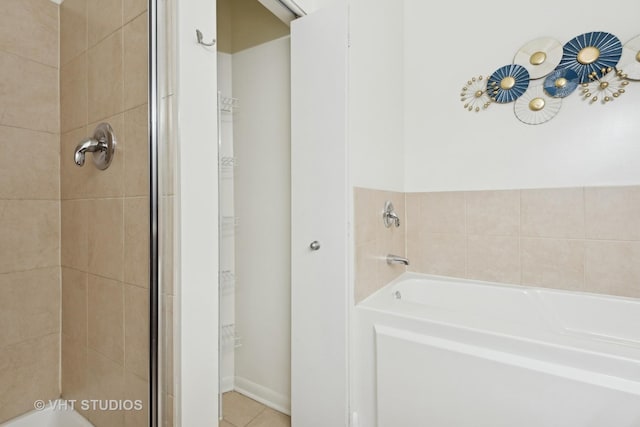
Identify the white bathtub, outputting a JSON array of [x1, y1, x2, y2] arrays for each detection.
[[0, 400, 92, 427], [352, 273, 640, 427]]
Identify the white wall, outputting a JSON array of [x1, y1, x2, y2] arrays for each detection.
[[404, 0, 640, 192], [232, 37, 292, 413], [348, 0, 405, 192], [176, 0, 219, 424]]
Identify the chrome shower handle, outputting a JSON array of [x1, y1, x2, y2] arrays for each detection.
[[74, 123, 117, 170], [74, 137, 103, 166], [383, 201, 401, 228]]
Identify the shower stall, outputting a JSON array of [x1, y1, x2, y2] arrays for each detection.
[[0, 0, 175, 425]]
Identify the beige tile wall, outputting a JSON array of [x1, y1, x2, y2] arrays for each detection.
[[59, 0, 149, 425], [355, 186, 640, 303], [354, 188, 406, 303], [0, 0, 60, 422]]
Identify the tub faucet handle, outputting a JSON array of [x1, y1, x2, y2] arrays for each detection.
[[383, 201, 401, 228]]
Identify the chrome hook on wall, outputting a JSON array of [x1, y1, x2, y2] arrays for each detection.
[[196, 29, 216, 47]]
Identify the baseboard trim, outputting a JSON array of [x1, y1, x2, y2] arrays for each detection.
[[234, 376, 291, 415], [221, 376, 234, 393]]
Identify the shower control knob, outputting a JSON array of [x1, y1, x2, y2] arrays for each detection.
[[309, 241, 321, 251]]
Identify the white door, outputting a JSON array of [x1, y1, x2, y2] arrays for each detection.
[[291, 5, 349, 427]]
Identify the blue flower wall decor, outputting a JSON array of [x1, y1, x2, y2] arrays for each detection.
[[487, 64, 530, 103], [461, 30, 636, 124], [556, 32, 622, 84], [543, 69, 579, 98]]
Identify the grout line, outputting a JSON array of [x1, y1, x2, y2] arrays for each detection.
[[2, 331, 60, 353], [244, 407, 268, 427], [0, 197, 61, 202], [403, 191, 408, 272], [61, 195, 149, 202], [0, 264, 60, 276], [583, 187, 587, 289], [518, 189, 522, 285], [0, 122, 59, 136], [0, 49, 58, 71], [464, 191, 468, 278]]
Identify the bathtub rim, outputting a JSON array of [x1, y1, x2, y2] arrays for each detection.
[[358, 271, 640, 307], [356, 271, 640, 364]]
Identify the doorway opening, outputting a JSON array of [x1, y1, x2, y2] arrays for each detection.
[[217, 1, 293, 425]]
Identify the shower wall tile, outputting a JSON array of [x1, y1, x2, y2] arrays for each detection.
[[404, 192, 421, 238], [124, 13, 149, 110], [466, 190, 519, 236], [60, 52, 88, 133], [0, 51, 59, 134], [407, 233, 466, 278], [466, 235, 520, 284], [353, 187, 406, 303], [521, 238, 585, 291], [62, 332, 88, 401], [397, 185, 640, 299], [87, 198, 125, 281], [88, 30, 124, 123], [125, 0, 148, 24], [0, 267, 60, 348], [125, 197, 150, 288], [124, 284, 149, 380], [124, 372, 149, 427], [61, 199, 90, 270], [0, 125, 59, 200], [0, 334, 59, 424], [0, 0, 58, 67], [62, 267, 88, 344], [87, 274, 124, 363], [59, 3, 151, 421], [87, 0, 123, 48], [0, 200, 60, 274], [124, 104, 150, 197], [521, 187, 585, 239], [60, 0, 88, 66], [585, 186, 640, 241], [84, 349, 125, 426], [408, 191, 466, 235], [0, 2, 60, 422], [585, 240, 640, 298]]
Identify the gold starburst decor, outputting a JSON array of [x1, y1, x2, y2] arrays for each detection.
[[580, 67, 629, 104], [460, 75, 492, 112]]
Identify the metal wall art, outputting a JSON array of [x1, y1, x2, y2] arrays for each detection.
[[460, 31, 640, 125]]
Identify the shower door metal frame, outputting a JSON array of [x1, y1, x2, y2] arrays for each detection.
[[148, 0, 160, 425]]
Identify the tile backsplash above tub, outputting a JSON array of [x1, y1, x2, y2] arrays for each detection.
[[354, 188, 406, 304], [354, 186, 640, 303]]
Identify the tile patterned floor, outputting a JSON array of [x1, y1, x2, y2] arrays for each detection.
[[220, 391, 291, 427]]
